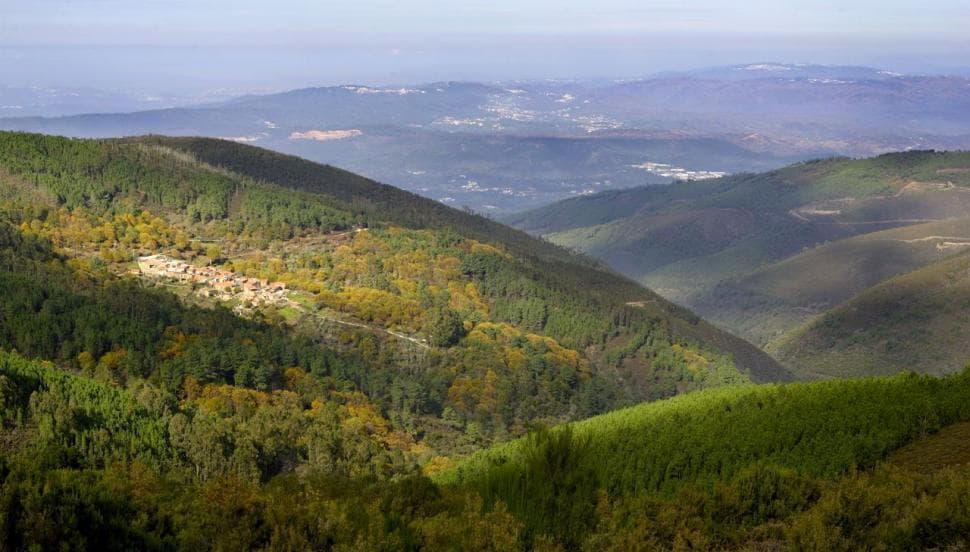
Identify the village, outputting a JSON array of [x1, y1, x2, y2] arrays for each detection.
[[136, 254, 290, 307], [631, 161, 728, 181], [136, 253, 431, 349]]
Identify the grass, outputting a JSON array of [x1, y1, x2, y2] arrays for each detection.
[[277, 305, 302, 323]]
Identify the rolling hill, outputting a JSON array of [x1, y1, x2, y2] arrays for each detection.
[[5, 130, 970, 550], [692, 217, 970, 346], [5, 65, 970, 212], [509, 151, 970, 373], [770, 249, 970, 378]]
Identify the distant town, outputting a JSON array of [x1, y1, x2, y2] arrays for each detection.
[[631, 161, 728, 181]]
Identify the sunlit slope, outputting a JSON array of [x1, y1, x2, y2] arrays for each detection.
[[441, 370, 970, 495], [127, 134, 787, 382], [770, 249, 970, 378], [0, 131, 788, 455], [511, 151, 970, 307], [691, 217, 970, 346]]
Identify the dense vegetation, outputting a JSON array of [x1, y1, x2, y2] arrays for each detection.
[[0, 221, 360, 392], [0, 131, 782, 377], [151, 135, 786, 379], [1, 131, 970, 549], [439, 370, 970, 547], [444, 371, 970, 491], [0, 131, 792, 457], [3, 348, 970, 550]]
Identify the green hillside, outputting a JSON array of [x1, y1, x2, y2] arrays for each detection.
[[692, 217, 970, 346], [509, 151, 970, 378], [511, 151, 970, 231], [437, 370, 970, 549], [442, 371, 970, 492], [4, 344, 970, 550], [0, 349, 506, 549], [511, 151, 970, 301], [770, 249, 970, 378]]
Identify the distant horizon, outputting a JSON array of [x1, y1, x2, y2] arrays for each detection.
[[3, 46, 969, 101], [4, 1, 969, 97]]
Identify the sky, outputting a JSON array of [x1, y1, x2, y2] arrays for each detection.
[[2, 0, 969, 94]]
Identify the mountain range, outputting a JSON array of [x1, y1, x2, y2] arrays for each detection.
[[3, 63, 969, 212], [5, 63, 970, 549]]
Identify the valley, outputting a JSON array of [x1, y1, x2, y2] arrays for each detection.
[[2, 130, 970, 549], [6, 0, 970, 546], [510, 150, 970, 379], [5, 64, 970, 212], [769, 249, 970, 378]]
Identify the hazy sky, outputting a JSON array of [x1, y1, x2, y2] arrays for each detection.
[[2, 0, 969, 93]]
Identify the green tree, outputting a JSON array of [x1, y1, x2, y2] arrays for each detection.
[[424, 307, 464, 347]]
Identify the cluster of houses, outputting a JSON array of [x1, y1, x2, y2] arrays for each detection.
[[137, 254, 288, 306], [630, 161, 727, 181]]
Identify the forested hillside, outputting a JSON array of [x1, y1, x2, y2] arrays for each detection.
[[445, 372, 970, 492], [437, 369, 970, 549], [2, 345, 968, 550], [4, 131, 970, 549], [0, 130, 786, 456]]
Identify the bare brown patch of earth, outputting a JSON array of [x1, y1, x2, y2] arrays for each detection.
[[889, 421, 970, 474], [897, 180, 956, 195]]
